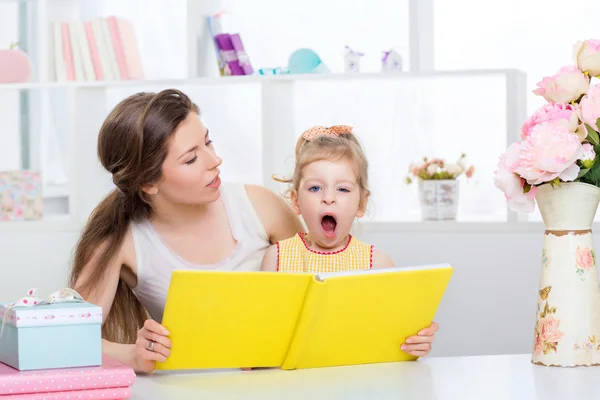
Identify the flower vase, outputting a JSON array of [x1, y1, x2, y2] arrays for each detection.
[[532, 182, 600, 367], [418, 179, 459, 221]]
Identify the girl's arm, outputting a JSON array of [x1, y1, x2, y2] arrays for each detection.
[[371, 247, 396, 269]]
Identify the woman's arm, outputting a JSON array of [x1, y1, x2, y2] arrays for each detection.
[[260, 244, 279, 271], [245, 184, 305, 243], [74, 230, 170, 373], [75, 235, 137, 366]]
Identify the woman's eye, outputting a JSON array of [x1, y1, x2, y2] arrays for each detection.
[[185, 156, 198, 165]]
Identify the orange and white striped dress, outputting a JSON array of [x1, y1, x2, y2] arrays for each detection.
[[276, 233, 373, 273]]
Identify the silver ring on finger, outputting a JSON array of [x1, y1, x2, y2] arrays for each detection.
[[148, 340, 155, 352]]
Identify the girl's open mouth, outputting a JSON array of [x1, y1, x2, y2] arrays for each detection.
[[321, 215, 337, 238]]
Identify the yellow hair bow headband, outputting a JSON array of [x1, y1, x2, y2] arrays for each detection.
[[302, 125, 354, 141]]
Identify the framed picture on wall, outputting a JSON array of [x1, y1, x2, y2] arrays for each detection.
[[0, 170, 43, 222]]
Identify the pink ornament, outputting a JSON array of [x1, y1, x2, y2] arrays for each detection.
[[0, 44, 32, 83]]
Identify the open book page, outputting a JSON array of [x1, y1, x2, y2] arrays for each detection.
[[315, 263, 452, 281]]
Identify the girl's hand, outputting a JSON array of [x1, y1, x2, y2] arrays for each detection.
[[401, 321, 439, 358], [134, 319, 172, 373]]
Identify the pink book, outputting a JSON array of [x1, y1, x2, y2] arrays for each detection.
[[106, 16, 128, 80], [117, 19, 144, 80], [84, 21, 104, 81], [0, 355, 135, 396], [5, 386, 131, 399], [61, 22, 75, 81]]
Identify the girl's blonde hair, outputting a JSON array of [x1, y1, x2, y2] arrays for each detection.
[[274, 127, 371, 207]]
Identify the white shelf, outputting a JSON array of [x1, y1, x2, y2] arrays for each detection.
[[0, 217, 549, 233], [0, 69, 524, 91], [0, 214, 78, 232], [43, 182, 69, 198], [357, 221, 546, 233]]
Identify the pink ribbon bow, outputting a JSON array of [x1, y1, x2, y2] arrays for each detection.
[[1, 288, 84, 336], [302, 125, 354, 141]]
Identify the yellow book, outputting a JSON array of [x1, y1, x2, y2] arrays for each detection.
[[155, 263, 453, 371]]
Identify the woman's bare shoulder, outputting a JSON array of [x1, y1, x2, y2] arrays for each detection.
[[244, 184, 303, 242]]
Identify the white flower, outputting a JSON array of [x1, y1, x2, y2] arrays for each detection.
[[445, 163, 462, 176], [426, 164, 438, 176]]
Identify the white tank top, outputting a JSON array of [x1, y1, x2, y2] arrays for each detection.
[[130, 183, 271, 322]]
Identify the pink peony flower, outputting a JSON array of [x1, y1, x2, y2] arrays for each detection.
[[508, 185, 537, 213], [540, 315, 564, 343], [576, 247, 595, 270], [578, 84, 600, 132], [494, 143, 536, 213], [533, 66, 590, 104], [573, 39, 600, 76], [515, 122, 583, 185], [521, 103, 579, 139]]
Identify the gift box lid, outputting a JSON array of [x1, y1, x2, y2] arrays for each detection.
[[0, 302, 102, 328]]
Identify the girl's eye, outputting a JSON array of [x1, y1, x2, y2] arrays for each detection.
[[338, 188, 350, 193], [309, 186, 321, 192], [185, 155, 198, 165], [206, 139, 213, 146]]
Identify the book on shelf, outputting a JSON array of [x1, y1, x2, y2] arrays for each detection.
[[207, 13, 254, 76], [52, 16, 144, 82]]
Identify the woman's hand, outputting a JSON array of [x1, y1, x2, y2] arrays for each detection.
[[401, 321, 439, 358], [134, 319, 172, 373]]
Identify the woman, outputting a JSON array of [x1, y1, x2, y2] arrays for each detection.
[[70, 89, 439, 373]]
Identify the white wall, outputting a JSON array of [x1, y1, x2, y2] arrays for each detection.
[[0, 225, 553, 358], [0, 3, 21, 171]]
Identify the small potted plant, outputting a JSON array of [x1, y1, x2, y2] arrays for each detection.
[[0, 41, 32, 83], [406, 154, 474, 220]]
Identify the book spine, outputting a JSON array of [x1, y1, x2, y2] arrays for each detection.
[[84, 21, 103, 81], [61, 22, 75, 81], [281, 277, 324, 370], [106, 16, 129, 79], [214, 34, 244, 76], [52, 22, 67, 82], [6, 387, 131, 400], [0, 367, 135, 395]]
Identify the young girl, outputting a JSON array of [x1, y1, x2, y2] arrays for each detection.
[[260, 125, 395, 272]]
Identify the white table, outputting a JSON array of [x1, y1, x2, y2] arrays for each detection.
[[130, 354, 600, 399]]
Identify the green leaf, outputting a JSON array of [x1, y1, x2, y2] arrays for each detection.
[[549, 178, 561, 188], [578, 168, 591, 179], [597, 118, 600, 133], [582, 158, 600, 186], [586, 124, 600, 146]]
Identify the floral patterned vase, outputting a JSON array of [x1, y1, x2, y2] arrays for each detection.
[[418, 179, 459, 220], [533, 182, 600, 367]]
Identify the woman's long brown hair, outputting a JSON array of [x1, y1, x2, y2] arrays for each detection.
[[69, 89, 199, 344]]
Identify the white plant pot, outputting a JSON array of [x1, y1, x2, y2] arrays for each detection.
[[418, 179, 459, 221], [532, 182, 600, 367]]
